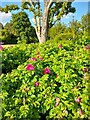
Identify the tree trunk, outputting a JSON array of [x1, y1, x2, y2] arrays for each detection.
[[39, 2, 49, 43], [32, 0, 51, 44]]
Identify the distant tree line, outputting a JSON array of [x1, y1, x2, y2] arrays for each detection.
[[48, 13, 90, 41], [0, 13, 89, 44]]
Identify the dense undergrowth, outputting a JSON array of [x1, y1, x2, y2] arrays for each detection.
[[0, 38, 90, 120]]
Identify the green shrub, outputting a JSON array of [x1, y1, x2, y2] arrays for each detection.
[[0, 38, 90, 119], [0, 43, 38, 73]]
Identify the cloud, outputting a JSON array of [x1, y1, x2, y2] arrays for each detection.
[[62, 13, 75, 19], [0, 11, 12, 26]]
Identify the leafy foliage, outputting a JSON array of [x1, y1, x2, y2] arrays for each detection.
[[0, 37, 90, 119], [1, 43, 38, 73], [48, 2, 75, 28], [0, 23, 17, 44], [0, 1, 75, 43], [0, 12, 38, 44], [48, 15, 89, 41], [48, 22, 68, 40], [0, 22, 3, 29], [11, 11, 38, 43], [81, 13, 90, 38]]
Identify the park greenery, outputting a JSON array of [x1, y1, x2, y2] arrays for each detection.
[[0, 0, 76, 43], [0, 11, 38, 44], [0, 1, 90, 120]]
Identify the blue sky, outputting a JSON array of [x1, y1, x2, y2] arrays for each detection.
[[0, 1, 89, 26]]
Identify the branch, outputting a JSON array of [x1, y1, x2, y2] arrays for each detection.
[[47, 0, 54, 9], [28, 0, 35, 8]]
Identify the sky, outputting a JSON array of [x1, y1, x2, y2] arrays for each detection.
[[0, 0, 89, 26]]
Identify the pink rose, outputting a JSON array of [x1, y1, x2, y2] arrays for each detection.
[[31, 58, 36, 61], [55, 102, 59, 106], [56, 97, 60, 102], [26, 64, 34, 71], [76, 97, 81, 104], [0, 45, 3, 50], [40, 57, 43, 60], [84, 73, 87, 80], [79, 108, 83, 115], [85, 45, 90, 50], [35, 81, 39, 87], [84, 67, 87, 72], [58, 44, 62, 49], [44, 68, 50, 74]]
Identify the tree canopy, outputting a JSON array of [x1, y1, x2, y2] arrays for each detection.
[[0, 0, 75, 43], [11, 11, 38, 43]]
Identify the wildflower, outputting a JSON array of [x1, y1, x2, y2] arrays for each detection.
[[26, 64, 34, 71]]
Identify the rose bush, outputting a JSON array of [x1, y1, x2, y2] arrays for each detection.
[[0, 38, 90, 119], [0, 43, 38, 73]]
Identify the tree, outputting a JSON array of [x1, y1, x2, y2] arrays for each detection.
[[0, 1, 75, 43], [0, 22, 3, 29], [48, 22, 67, 40], [68, 16, 82, 40], [11, 11, 38, 43], [0, 12, 37, 44], [0, 22, 17, 44], [81, 13, 90, 38], [0, 22, 3, 43]]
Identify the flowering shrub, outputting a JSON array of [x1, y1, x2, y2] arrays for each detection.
[[0, 38, 90, 119], [0, 43, 37, 73]]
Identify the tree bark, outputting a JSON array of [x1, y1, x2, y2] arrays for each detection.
[[38, 0, 52, 43], [26, 0, 53, 43], [40, 7, 49, 43]]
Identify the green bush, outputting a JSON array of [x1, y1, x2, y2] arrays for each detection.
[[0, 43, 38, 73], [0, 38, 90, 119]]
